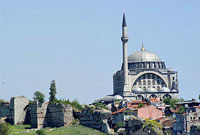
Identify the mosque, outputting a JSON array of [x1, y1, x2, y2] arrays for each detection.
[[113, 14, 179, 101]]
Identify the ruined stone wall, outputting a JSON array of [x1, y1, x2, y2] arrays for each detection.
[[28, 103, 73, 128], [47, 103, 73, 127], [190, 124, 200, 135], [80, 107, 112, 133], [28, 102, 48, 128], [10, 96, 29, 124], [0, 104, 10, 118], [125, 117, 164, 135]]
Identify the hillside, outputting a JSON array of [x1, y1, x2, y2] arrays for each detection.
[[9, 124, 106, 135]]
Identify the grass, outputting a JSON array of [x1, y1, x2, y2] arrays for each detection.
[[8, 124, 106, 135]]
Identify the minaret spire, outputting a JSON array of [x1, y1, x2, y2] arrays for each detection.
[[121, 13, 129, 95], [122, 13, 127, 27]]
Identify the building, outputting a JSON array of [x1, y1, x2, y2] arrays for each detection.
[[136, 105, 163, 119], [113, 14, 179, 101]]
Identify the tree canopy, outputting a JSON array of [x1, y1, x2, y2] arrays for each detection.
[[33, 91, 45, 104], [49, 80, 57, 103]]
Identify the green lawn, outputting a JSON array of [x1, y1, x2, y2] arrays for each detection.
[[8, 124, 106, 135]]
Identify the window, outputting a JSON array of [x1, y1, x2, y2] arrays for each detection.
[[139, 81, 141, 85], [199, 117, 200, 120], [193, 117, 195, 120], [152, 80, 155, 85], [148, 80, 151, 85], [157, 86, 160, 90], [143, 80, 146, 85], [143, 87, 146, 91]]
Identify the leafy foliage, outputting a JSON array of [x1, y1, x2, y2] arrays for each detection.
[[55, 99, 83, 111], [36, 129, 46, 135], [33, 91, 45, 103], [137, 103, 144, 108], [0, 123, 10, 135], [49, 80, 57, 103], [0, 100, 6, 107], [163, 97, 180, 109], [178, 106, 185, 114], [115, 121, 125, 128], [143, 119, 162, 135], [93, 102, 108, 110]]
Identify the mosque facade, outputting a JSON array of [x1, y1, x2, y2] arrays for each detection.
[[113, 14, 179, 101]]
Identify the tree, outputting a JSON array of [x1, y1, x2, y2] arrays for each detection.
[[178, 106, 185, 114], [163, 97, 179, 109], [33, 91, 45, 104], [137, 103, 144, 108], [49, 80, 57, 102]]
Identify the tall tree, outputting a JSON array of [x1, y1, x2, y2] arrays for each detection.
[[49, 80, 57, 102], [33, 91, 45, 104]]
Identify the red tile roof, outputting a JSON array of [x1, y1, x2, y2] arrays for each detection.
[[112, 108, 126, 115]]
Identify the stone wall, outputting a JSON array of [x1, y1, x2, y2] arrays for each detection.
[[125, 117, 164, 135], [28, 102, 73, 128], [80, 107, 112, 133], [11, 96, 30, 125], [0, 104, 11, 119], [190, 123, 200, 135], [47, 103, 73, 127]]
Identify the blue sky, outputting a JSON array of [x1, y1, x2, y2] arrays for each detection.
[[0, 0, 200, 104]]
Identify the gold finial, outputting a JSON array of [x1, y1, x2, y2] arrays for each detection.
[[141, 43, 145, 51]]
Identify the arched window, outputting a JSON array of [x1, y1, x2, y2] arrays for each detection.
[[157, 86, 160, 90], [143, 87, 146, 91], [152, 80, 155, 85], [139, 81, 141, 85], [148, 80, 151, 85], [157, 80, 160, 85], [143, 80, 146, 85]]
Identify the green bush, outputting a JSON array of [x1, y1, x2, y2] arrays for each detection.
[[0, 100, 5, 107], [71, 119, 79, 125], [55, 99, 83, 111], [0, 123, 10, 135], [36, 129, 46, 135], [115, 121, 125, 128]]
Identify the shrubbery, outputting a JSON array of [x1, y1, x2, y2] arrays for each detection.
[[36, 129, 46, 135], [0, 123, 10, 135], [0, 100, 6, 107], [55, 99, 83, 111], [143, 119, 162, 135], [115, 121, 125, 128]]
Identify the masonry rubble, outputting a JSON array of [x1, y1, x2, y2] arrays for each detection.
[[0, 96, 74, 128], [80, 106, 112, 134]]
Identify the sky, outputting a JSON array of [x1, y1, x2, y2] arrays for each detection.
[[0, 0, 200, 104]]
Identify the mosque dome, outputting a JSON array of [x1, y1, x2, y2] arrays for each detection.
[[146, 87, 157, 92], [128, 47, 161, 63], [171, 89, 178, 92], [159, 87, 170, 92], [132, 87, 144, 92], [113, 95, 123, 100]]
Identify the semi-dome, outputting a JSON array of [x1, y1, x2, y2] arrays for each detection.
[[159, 87, 170, 92], [128, 48, 161, 63], [132, 87, 143, 92], [146, 87, 157, 92], [113, 95, 123, 100]]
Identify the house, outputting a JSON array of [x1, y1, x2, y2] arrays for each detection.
[[136, 105, 163, 119], [127, 100, 148, 109]]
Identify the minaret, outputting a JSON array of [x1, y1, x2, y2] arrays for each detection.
[[121, 13, 129, 94]]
